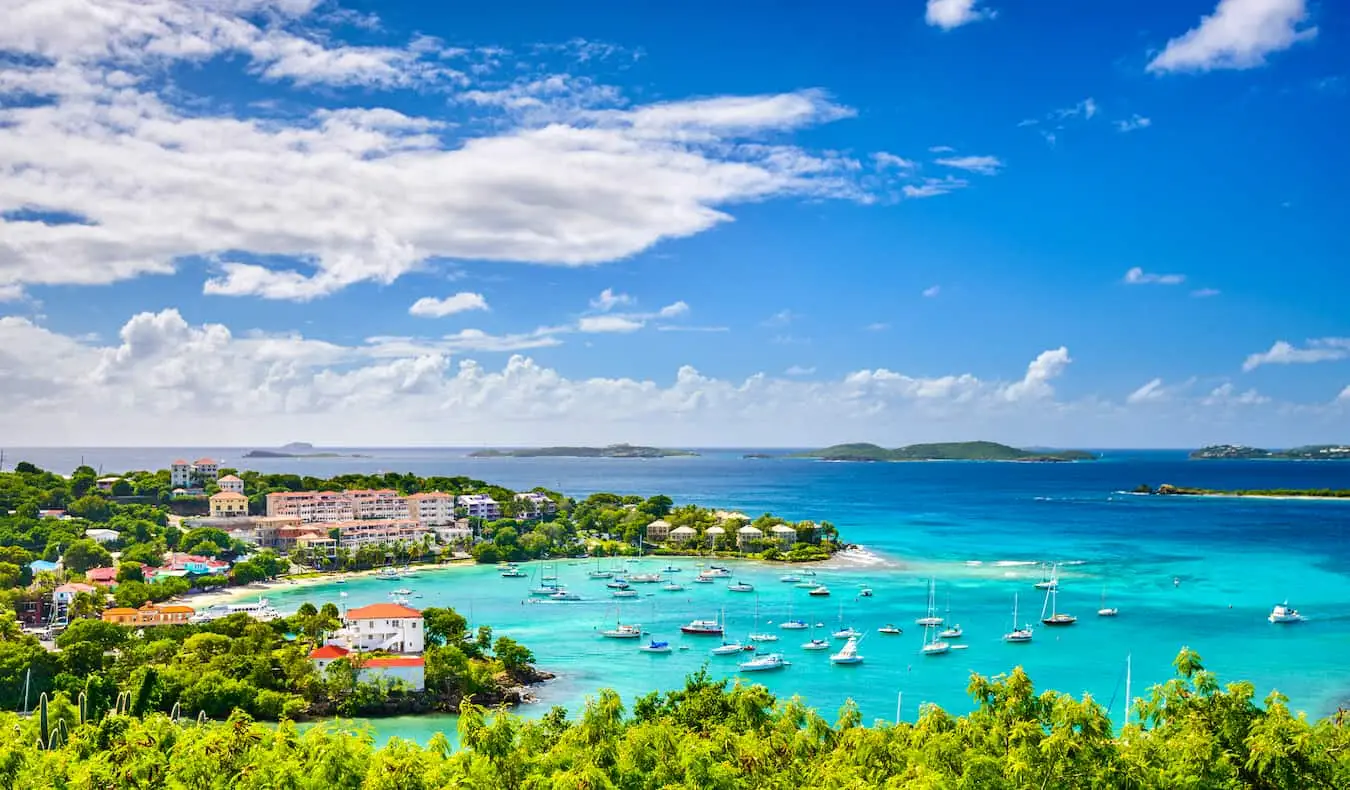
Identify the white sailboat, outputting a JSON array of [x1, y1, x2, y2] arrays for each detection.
[[915, 578, 944, 626], [831, 602, 860, 639], [739, 653, 789, 672], [748, 597, 779, 642], [920, 584, 950, 655], [937, 593, 962, 639], [1097, 585, 1119, 617], [1004, 593, 1034, 643], [599, 605, 643, 638], [778, 599, 809, 630], [1034, 562, 1059, 590]]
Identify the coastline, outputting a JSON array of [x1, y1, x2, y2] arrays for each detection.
[[1157, 493, 1350, 503]]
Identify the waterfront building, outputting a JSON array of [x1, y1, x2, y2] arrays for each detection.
[[736, 525, 764, 551], [101, 603, 195, 627], [331, 602, 425, 653], [308, 644, 426, 691], [514, 491, 557, 518], [771, 524, 799, 549], [349, 489, 410, 520], [266, 490, 354, 522], [456, 494, 500, 520], [208, 491, 249, 518], [216, 474, 245, 494], [645, 519, 672, 543], [84, 528, 121, 545], [668, 525, 698, 544], [434, 519, 474, 544], [407, 492, 456, 526], [705, 525, 726, 549], [295, 531, 338, 561], [333, 519, 430, 549]]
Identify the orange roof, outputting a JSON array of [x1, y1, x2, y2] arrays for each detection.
[[310, 644, 351, 659], [158, 605, 194, 614], [172, 459, 189, 465], [195, 458, 216, 464], [345, 603, 422, 620], [210, 491, 247, 500], [104, 608, 138, 615], [363, 656, 424, 668], [408, 491, 452, 499], [218, 474, 242, 482]]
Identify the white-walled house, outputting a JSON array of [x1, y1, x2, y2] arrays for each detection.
[[457, 494, 500, 520], [308, 644, 425, 691], [85, 528, 121, 545], [332, 602, 425, 653], [408, 492, 456, 526], [217, 474, 245, 494]]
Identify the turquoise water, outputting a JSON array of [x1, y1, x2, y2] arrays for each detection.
[[12, 447, 1350, 742]]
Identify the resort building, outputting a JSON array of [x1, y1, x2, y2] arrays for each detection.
[[216, 474, 245, 494], [209, 491, 249, 518], [645, 519, 671, 543], [736, 525, 764, 551], [308, 645, 425, 692], [266, 491, 355, 522], [705, 525, 726, 548], [349, 489, 410, 521], [433, 519, 474, 544], [101, 603, 196, 627], [333, 519, 430, 549], [96, 477, 122, 493], [514, 491, 557, 518], [407, 492, 456, 526], [456, 494, 500, 520], [160, 553, 231, 575], [770, 524, 799, 549], [332, 602, 425, 653], [668, 525, 698, 544], [85, 528, 121, 545], [295, 531, 339, 561]]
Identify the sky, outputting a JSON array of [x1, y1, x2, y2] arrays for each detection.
[[0, 0, 1347, 448]]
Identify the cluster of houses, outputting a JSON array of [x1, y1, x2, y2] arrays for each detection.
[[645, 513, 821, 551]]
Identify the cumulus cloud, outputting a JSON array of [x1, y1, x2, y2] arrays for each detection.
[[0, 3, 885, 301], [1202, 382, 1270, 406], [1147, 0, 1316, 74], [934, 155, 1003, 175], [922, 285, 941, 298], [1243, 338, 1350, 371], [926, 0, 995, 30], [409, 292, 490, 318], [1124, 267, 1185, 285], [1115, 115, 1153, 132], [873, 152, 917, 169], [578, 315, 645, 333], [1000, 347, 1072, 402], [590, 289, 634, 312]]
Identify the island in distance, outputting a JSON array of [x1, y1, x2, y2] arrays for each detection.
[[468, 443, 698, 459], [777, 441, 1097, 462], [242, 442, 370, 459], [1190, 444, 1350, 460]]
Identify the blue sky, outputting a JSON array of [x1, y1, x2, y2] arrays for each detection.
[[0, 0, 1347, 447]]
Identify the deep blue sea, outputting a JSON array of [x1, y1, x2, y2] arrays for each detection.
[[10, 447, 1350, 742]]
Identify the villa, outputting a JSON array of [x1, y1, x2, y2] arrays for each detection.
[[53, 582, 97, 614], [85, 528, 121, 545], [736, 525, 764, 551], [171, 458, 220, 489], [208, 491, 249, 518], [668, 525, 698, 544], [102, 603, 196, 627], [85, 566, 118, 586], [645, 519, 671, 542], [217, 474, 245, 494], [514, 491, 557, 518], [456, 494, 500, 520], [308, 645, 425, 692], [309, 602, 427, 690], [770, 524, 799, 549]]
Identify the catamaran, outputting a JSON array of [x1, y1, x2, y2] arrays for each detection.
[[830, 636, 864, 665], [739, 652, 789, 672], [1040, 580, 1077, 626], [915, 578, 944, 626], [1004, 593, 1034, 643], [1268, 602, 1305, 623]]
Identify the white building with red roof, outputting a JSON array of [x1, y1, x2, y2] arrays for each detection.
[[308, 644, 425, 691], [171, 457, 220, 488], [216, 474, 245, 494], [333, 602, 425, 653]]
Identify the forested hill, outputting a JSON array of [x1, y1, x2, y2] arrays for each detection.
[[792, 441, 1096, 462]]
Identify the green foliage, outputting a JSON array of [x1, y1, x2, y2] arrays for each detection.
[[116, 560, 145, 583], [61, 538, 113, 573]]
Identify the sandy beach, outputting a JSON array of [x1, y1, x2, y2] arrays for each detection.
[[182, 560, 477, 608]]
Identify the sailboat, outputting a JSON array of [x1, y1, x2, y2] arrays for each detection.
[[1097, 585, 1119, 617], [779, 599, 809, 630], [588, 557, 613, 579], [748, 597, 779, 642], [801, 621, 830, 650], [1034, 563, 1059, 591], [831, 602, 860, 639], [937, 592, 962, 639], [600, 605, 643, 638], [915, 578, 944, 626], [681, 606, 725, 635], [1040, 579, 1077, 626], [1003, 593, 1034, 642], [920, 584, 950, 655]]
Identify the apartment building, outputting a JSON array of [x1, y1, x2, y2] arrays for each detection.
[[265, 490, 354, 522], [208, 491, 249, 518], [407, 492, 456, 526], [332, 519, 430, 549], [514, 491, 557, 518], [456, 494, 500, 520]]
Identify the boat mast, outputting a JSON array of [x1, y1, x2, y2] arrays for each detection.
[[1124, 653, 1132, 727]]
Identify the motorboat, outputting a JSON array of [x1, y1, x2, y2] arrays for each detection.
[[188, 598, 281, 624], [706, 565, 732, 576], [748, 632, 779, 642], [639, 640, 672, 654], [391, 588, 413, 597], [662, 582, 684, 592], [501, 568, 527, 578], [778, 619, 810, 630], [612, 590, 639, 598], [1268, 602, 1305, 624], [601, 624, 644, 639], [832, 627, 861, 640], [710, 641, 750, 656], [376, 568, 400, 581], [858, 587, 873, 598], [1004, 593, 1034, 643], [606, 579, 631, 589], [739, 653, 789, 672], [630, 573, 663, 584], [549, 591, 581, 602], [878, 624, 902, 635], [830, 637, 864, 665], [680, 618, 724, 635], [780, 574, 802, 583], [938, 624, 963, 639], [692, 575, 715, 584], [728, 581, 754, 593], [808, 586, 831, 597], [802, 638, 831, 651]]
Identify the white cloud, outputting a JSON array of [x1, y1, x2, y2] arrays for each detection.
[[0, 6, 876, 301], [922, 285, 941, 298], [1191, 288, 1221, 298], [1000, 347, 1071, 402], [409, 292, 490, 318], [1053, 98, 1099, 120], [1115, 114, 1153, 132], [0, 283, 25, 302], [1338, 385, 1350, 403], [578, 315, 645, 333], [903, 176, 969, 199], [1243, 338, 1350, 371], [1124, 267, 1186, 285], [763, 309, 798, 327], [1147, 0, 1317, 74], [926, 0, 995, 30], [866, 322, 890, 331], [658, 301, 690, 318], [1202, 382, 1270, 406], [590, 288, 634, 312], [785, 365, 816, 376], [1127, 378, 1167, 404], [928, 145, 956, 153], [873, 152, 917, 169], [934, 155, 1003, 175]]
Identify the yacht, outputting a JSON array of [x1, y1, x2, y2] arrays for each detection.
[[390, 588, 413, 597], [830, 637, 864, 665], [802, 638, 831, 651], [1004, 593, 1034, 643], [739, 653, 789, 672], [728, 580, 754, 593], [601, 624, 643, 639], [188, 598, 281, 624], [920, 585, 950, 655], [1268, 602, 1305, 624], [779, 619, 809, 630], [680, 618, 724, 635], [710, 641, 751, 656], [780, 574, 802, 583], [661, 564, 682, 573], [915, 579, 944, 626], [1040, 583, 1076, 627], [748, 632, 779, 642], [549, 591, 582, 602], [1097, 586, 1118, 617], [938, 624, 963, 639], [692, 574, 715, 584], [375, 568, 400, 581], [832, 627, 861, 640], [606, 579, 631, 589], [612, 589, 639, 598], [662, 582, 684, 592], [530, 585, 562, 596], [630, 573, 663, 584], [501, 567, 527, 578], [794, 581, 818, 589], [639, 639, 672, 654], [858, 587, 873, 598], [702, 566, 732, 578], [878, 624, 902, 635], [808, 586, 831, 597], [1034, 563, 1060, 591], [588, 569, 614, 579]]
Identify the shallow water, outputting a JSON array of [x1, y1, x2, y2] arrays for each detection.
[[15, 447, 1350, 743]]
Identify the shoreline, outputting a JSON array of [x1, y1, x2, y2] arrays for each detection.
[[1157, 492, 1350, 503]]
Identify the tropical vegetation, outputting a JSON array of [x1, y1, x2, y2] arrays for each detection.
[[0, 648, 1344, 788], [1138, 484, 1350, 499]]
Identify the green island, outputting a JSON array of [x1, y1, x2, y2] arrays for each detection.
[[1135, 484, 1350, 500], [791, 441, 1097, 462], [243, 442, 368, 459], [469, 443, 698, 458], [1190, 444, 1350, 460], [2, 648, 1347, 787]]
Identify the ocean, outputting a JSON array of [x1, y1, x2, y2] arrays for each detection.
[[9, 447, 1350, 742]]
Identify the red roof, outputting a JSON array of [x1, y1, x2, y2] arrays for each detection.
[[86, 567, 117, 582], [196, 458, 216, 464], [172, 459, 188, 465], [309, 644, 351, 659], [345, 603, 422, 620], [363, 656, 424, 668]]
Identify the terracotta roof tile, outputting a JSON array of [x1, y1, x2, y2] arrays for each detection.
[[310, 645, 351, 659], [345, 603, 422, 620]]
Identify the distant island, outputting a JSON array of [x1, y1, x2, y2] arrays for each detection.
[[1190, 444, 1350, 460], [243, 443, 369, 459], [1135, 483, 1350, 500], [468, 443, 698, 459], [790, 441, 1097, 463]]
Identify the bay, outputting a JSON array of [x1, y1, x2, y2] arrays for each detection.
[[11, 447, 1350, 744]]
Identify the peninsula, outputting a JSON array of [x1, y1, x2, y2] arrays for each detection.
[[1190, 444, 1350, 460], [1136, 483, 1350, 500], [791, 441, 1097, 463], [469, 443, 698, 459], [243, 442, 369, 459]]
